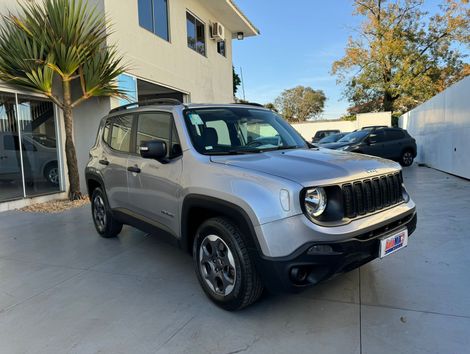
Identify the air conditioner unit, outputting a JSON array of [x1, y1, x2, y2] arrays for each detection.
[[211, 22, 225, 41]]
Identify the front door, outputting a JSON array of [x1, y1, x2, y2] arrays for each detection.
[[362, 130, 387, 158], [127, 111, 183, 235]]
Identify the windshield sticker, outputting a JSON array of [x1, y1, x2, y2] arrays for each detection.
[[205, 146, 213, 150], [188, 113, 204, 125]]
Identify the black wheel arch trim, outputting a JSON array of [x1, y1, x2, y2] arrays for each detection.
[[85, 169, 113, 213], [181, 194, 262, 255]]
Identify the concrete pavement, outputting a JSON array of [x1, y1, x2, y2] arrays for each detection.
[[0, 165, 468, 354]]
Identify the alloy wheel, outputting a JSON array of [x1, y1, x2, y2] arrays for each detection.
[[93, 195, 107, 232], [48, 167, 59, 185], [403, 152, 413, 166], [199, 234, 237, 296]]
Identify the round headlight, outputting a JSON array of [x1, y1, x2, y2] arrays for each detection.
[[304, 187, 327, 218]]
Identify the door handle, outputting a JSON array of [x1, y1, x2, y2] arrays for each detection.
[[127, 166, 141, 173], [99, 159, 109, 166]]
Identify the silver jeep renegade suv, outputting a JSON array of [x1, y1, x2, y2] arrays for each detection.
[[85, 100, 417, 311]]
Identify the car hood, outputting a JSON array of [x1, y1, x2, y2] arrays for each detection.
[[210, 148, 400, 187]]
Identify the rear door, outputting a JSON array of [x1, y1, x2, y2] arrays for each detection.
[[101, 114, 134, 210], [383, 129, 406, 159], [127, 111, 183, 234]]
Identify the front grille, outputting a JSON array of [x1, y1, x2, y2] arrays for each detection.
[[342, 173, 403, 219]]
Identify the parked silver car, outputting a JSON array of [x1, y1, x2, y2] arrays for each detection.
[[0, 132, 59, 185], [86, 101, 417, 310]]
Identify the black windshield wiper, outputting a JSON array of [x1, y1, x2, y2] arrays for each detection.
[[260, 145, 299, 152], [205, 149, 262, 155]]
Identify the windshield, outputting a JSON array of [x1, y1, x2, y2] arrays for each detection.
[[319, 133, 343, 143], [338, 130, 369, 143], [183, 107, 307, 155]]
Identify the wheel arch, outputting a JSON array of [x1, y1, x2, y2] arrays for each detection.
[[181, 194, 262, 256], [85, 170, 105, 199]]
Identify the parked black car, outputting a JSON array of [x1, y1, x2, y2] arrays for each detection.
[[317, 132, 349, 145], [322, 127, 417, 166], [312, 129, 340, 143]]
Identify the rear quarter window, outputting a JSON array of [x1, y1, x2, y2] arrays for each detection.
[[386, 129, 406, 140]]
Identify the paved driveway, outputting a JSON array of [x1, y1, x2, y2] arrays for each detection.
[[0, 166, 469, 354]]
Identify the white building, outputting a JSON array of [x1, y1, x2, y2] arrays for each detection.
[[0, 0, 258, 210]]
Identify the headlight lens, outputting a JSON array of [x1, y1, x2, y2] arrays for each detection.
[[304, 187, 327, 218]]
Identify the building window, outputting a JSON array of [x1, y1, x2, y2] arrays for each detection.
[[217, 41, 226, 57], [186, 12, 206, 56], [117, 74, 138, 106], [138, 0, 169, 41]]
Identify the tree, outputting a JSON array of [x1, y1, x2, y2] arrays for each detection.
[[264, 102, 278, 112], [233, 66, 241, 95], [332, 0, 470, 115], [0, 0, 127, 200], [274, 86, 326, 122]]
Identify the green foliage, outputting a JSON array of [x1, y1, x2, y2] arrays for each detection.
[[341, 114, 357, 121], [332, 0, 470, 115], [264, 102, 278, 112], [233, 66, 241, 95], [0, 0, 127, 107], [274, 86, 326, 122]]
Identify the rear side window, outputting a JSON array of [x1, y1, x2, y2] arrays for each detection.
[[109, 115, 133, 152], [386, 129, 405, 140], [102, 120, 111, 144], [136, 112, 181, 158]]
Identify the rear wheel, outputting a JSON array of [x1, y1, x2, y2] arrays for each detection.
[[400, 150, 414, 167], [91, 187, 122, 238], [44, 162, 59, 185], [193, 217, 263, 311]]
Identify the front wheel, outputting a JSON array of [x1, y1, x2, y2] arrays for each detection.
[[91, 187, 122, 238], [400, 150, 414, 167], [193, 217, 263, 311]]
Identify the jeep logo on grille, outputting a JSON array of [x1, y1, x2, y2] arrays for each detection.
[[366, 169, 378, 174]]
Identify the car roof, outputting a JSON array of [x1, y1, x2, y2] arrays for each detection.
[[106, 102, 270, 119]]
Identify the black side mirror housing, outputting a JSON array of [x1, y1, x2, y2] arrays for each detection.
[[139, 140, 167, 162]]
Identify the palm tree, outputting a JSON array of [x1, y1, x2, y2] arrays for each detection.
[[0, 0, 127, 200]]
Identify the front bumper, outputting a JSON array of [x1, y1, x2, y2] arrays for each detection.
[[256, 212, 417, 293]]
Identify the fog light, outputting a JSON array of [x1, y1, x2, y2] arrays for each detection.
[[290, 267, 308, 283], [307, 244, 333, 255]]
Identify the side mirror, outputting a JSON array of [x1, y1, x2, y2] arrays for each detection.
[[139, 140, 167, 162]]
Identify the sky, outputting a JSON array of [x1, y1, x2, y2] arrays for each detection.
[[232, 0, 444, 120]]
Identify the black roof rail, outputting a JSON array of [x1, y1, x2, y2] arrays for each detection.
[[235, 102, 265, 107], [109, 98, 183, 114]]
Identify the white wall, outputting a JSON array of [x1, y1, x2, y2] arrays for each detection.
[[292, 112, 391, 140], [399, 76, 470, 179]]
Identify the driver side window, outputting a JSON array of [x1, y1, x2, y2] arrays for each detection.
[[136, 112, 181, 158], [368, 130, 386, 143]]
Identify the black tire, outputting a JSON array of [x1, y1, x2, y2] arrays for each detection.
[[91, 187, 123, 238], [193, 217, 264, 311], [44, 162, 59, 185], [400, 150, 414, 167]]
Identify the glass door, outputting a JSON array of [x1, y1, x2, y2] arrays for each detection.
[[17, 95, 61, 197], [0, 91, 62, 203], [0, 93, 23, 202]]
